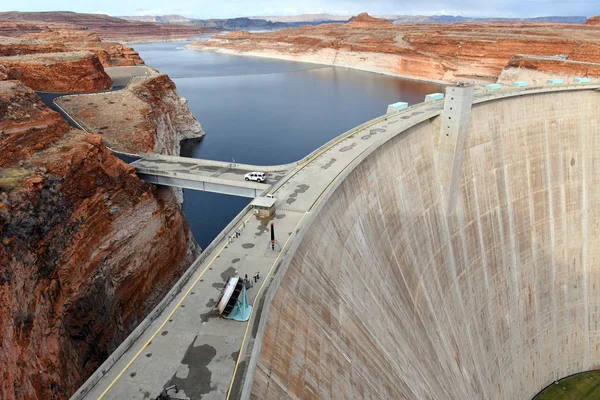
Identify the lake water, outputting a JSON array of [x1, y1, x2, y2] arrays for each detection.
[[133, 41, 443, 247]]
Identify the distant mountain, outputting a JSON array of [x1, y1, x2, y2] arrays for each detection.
[[187, 17, 288, 30], [0, 11, 209, 41], [120, 15, 192, 24], [252, 13, 353, 23], [392, 15, 587, 25], [120, 15, 339, 30]]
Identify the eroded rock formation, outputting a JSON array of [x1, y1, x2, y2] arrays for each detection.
[[0, 79, 200, 400], [192, 13, 600, 85], [0, 51, 112, 93]]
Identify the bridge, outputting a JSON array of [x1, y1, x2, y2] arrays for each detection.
[[71, 81, 600, 400], [131, 154, 292, 198]]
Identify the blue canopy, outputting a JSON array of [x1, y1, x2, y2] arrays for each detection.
[[225, 285, 252, 322]]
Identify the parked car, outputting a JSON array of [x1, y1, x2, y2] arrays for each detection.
[[244, 172, 267, 183]]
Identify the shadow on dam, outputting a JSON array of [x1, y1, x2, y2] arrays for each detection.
[[247, 89, 600, 399]]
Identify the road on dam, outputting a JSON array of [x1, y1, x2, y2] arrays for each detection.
[[69, 81, 600, 400]]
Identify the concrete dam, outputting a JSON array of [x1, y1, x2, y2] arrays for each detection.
[[76, 84, 600, 400], [246, 89, 600, 399]]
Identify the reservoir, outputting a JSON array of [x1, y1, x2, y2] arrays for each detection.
[[133, 41, 443, 247]]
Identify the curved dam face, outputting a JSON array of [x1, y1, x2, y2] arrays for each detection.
[[248, 90, 600, 399]]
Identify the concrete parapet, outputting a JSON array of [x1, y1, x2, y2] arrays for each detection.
[[425, 92, 445, 102], [387, 101, 408, 113]]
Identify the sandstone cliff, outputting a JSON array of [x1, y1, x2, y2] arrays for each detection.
[[0, 80, 200, 399], [192, 13, 600, 85], [0, 51, 112, 93], [0, 81, 71, 167], [55, 69, 205, 154]]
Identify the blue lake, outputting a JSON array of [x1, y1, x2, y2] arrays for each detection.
[[133, 41, 443, 247]]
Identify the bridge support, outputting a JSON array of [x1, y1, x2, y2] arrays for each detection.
[[436, 85, 474, 214]]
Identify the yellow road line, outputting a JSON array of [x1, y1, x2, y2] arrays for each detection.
[[226, 211, 309, 400], [97, 214, 254, 400]]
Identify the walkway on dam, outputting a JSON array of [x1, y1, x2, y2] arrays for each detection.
[[74, 82, 600, 400]]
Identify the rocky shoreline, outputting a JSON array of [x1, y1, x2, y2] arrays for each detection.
[[190, 13, 600, 86]]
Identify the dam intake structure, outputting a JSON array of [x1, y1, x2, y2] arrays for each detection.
[[75, 82, 600, 400]]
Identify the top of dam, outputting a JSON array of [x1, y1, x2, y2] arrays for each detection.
[[73, 81, 600, 400]]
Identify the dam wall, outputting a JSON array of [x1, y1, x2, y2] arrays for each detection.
[[248, 90, 600, 399]]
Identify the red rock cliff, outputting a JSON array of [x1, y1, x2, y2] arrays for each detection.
[[0, 80, 200, 399], [0, 51, 112, 93]]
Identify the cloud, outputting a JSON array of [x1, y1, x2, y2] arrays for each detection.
[[134, 8, 164, 16]]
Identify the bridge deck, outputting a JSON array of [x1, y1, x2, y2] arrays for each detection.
[[75, 83, 600, 400], [131, 157, 288, 197]]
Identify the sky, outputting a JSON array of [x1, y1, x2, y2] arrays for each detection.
[[0, 0, 598, 19]]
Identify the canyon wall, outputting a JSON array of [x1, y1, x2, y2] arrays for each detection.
[[250, 89, 600, 399], [0, 80, 200, 399], [0, 21, 204, 398], [192, 13, 600, 85], [0, 51, 112, 93]]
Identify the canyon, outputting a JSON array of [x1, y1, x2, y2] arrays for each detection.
[[192, 13, 600, 85], [0, 26, 203, 400]]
